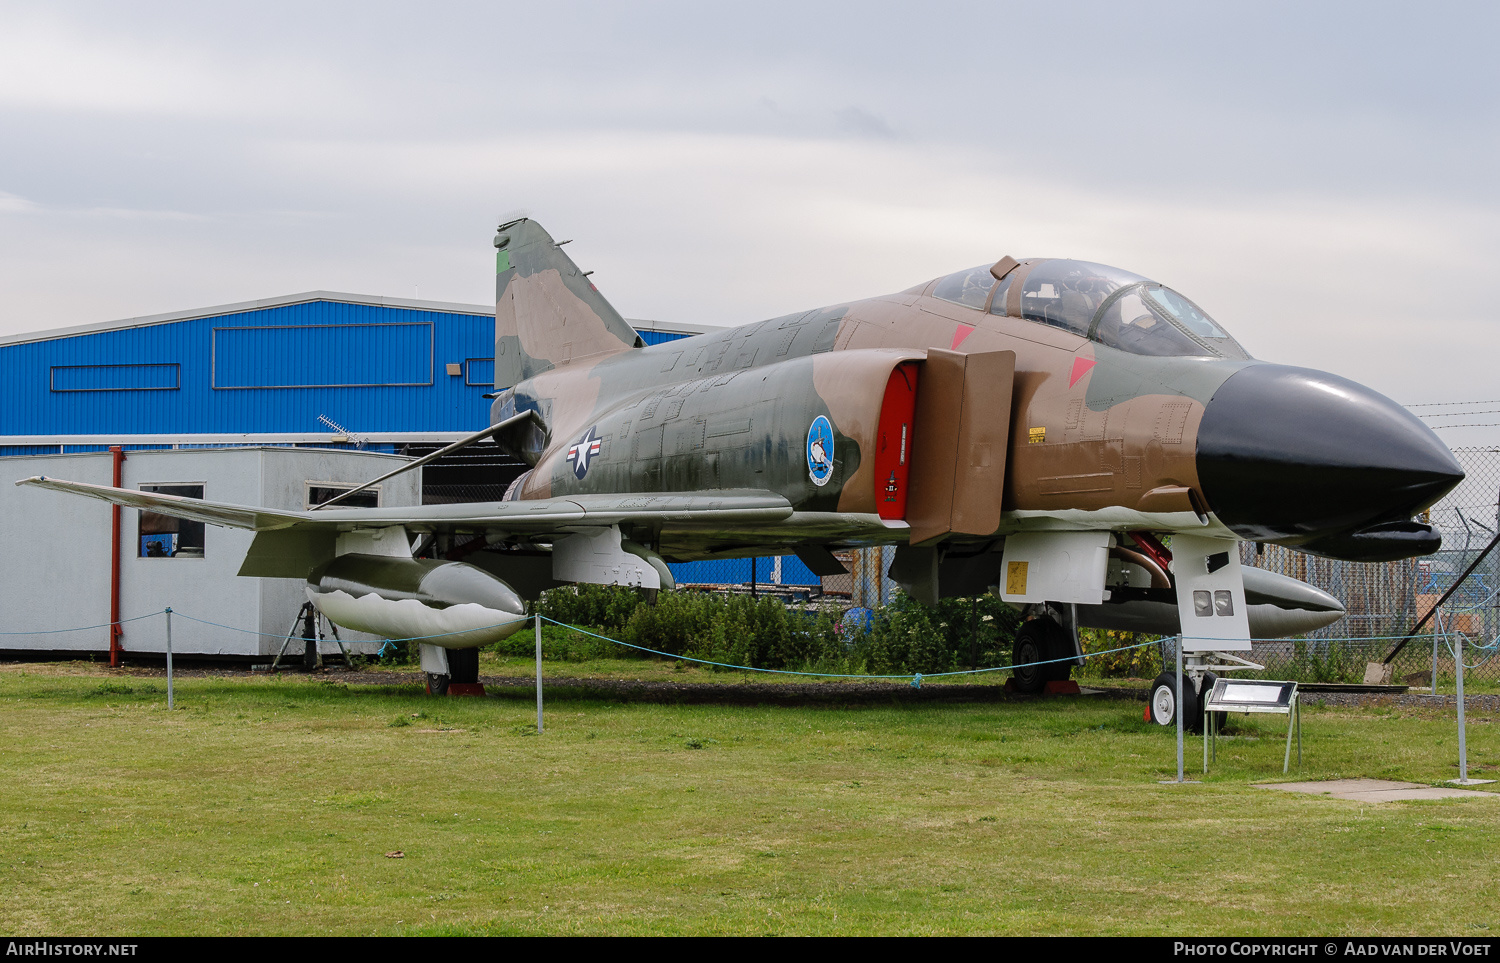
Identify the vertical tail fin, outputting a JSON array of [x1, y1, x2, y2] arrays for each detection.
[[492, 219, 643, 389]]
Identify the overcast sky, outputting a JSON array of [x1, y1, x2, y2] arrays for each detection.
[[2, 0, 1497, 446]]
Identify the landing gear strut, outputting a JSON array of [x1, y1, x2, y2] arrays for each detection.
[[421, 645, 484, 696], [1011, 617, 1072, 694]]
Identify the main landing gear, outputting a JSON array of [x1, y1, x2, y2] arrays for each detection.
[[1009, 609, 1080, 694]]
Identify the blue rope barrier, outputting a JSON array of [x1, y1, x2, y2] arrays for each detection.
[[0, 610, 164, 636], [169, 610, 532, 644]]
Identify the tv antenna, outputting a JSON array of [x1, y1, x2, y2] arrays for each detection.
[[318, 415, 368, 449]]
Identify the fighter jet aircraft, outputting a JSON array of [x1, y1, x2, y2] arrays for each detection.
[[19, 218, 1464, 712]]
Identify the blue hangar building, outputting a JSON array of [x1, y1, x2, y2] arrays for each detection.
[[0, 291, 820, 588]]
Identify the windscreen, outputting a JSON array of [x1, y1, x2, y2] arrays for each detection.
[[981, 258, 1250, 359], [1089, 283, 1248, 358]]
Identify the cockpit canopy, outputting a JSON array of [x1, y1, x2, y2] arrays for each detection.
[[930, 258, 1250, 359]]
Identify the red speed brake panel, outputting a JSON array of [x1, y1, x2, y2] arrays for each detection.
[[875, 361, 919, 519]]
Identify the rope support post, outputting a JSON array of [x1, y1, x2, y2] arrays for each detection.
[[164, 607, 174, 711]]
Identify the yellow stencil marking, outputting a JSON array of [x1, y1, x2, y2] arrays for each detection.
[[1028, 426, 1045, 444], [1006, 560, 1029, 596]]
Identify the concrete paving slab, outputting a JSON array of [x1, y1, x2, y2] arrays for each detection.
[[1256, 778, 1500, 802], [1266, 779, 1418, 794]]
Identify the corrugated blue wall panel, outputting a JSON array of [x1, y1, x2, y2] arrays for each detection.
[[466, 358, 494, 386], [0, 305, 712, 438], [0, 445, 62, 456], [0, 301, 499, 436], [214, 323, 432, 388], [780, 555, 819, 585], [669, 555, 820, 587], [51, 364, 179, 391], [639, 330, 689, 346]]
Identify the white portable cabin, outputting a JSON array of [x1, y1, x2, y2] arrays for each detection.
[[0, 447, 421, 658]]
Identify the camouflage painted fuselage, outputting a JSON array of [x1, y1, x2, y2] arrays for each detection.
[[489, 218, 1460, 565]]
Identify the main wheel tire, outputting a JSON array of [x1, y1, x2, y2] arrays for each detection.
[[1147, 671, 1201, 731], [425, 672, 450, 696], [1012, 619, 1071, 694]]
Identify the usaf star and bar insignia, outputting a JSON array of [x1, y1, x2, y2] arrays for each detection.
[[566, 426, 603, 479]]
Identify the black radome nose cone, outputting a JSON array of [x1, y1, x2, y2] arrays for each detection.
[[1196, 364, 1464, 545]]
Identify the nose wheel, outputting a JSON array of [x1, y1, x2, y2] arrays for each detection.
[[1147, 671, 1219, 733]]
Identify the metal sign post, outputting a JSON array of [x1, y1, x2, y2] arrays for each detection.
[[1175, 639, 1184, 782], [534, 612, 544, 734], [1449, 633, 1493, 785], [1159, 636, 1199, 784], [1456, 632, 1468, 782]]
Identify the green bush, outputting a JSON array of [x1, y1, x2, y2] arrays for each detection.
[[537, 582, 648, 632], [1292, 638, 1364, 683], [527, 584, 1034, 677], [622, 591, 849, 671], [854, 592, 1021, 676], [1077, 629, 1161, 679]]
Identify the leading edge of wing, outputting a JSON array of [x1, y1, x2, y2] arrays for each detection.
[[14, 476, 794, 533], [18, 475, 305, 530]]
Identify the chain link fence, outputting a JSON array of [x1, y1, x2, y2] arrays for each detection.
[[1236, 447, 1500, 685]]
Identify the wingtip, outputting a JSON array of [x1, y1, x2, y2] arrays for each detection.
[[14, 475, 43, 487]]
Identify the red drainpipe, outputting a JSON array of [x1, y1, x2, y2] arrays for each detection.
[[109, 446, 125, 667]]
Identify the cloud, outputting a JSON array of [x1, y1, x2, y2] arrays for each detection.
[[0, 192, 39, 214], [833, 107, 902, 141], [0, 13, 361, 122], [1, 1, 1497, 446]]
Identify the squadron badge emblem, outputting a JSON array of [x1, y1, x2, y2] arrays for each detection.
[[807, 416, 834, 486]]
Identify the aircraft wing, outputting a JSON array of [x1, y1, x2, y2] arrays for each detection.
[[14, 475, 795, 534]]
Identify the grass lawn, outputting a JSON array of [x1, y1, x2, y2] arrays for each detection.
[[0, 660, 1496, 936]]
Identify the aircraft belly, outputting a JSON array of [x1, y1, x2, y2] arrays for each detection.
[[658, 512, 905, 559], [659, 505, 1232, 559]]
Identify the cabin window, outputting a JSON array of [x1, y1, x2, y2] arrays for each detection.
[[1017, 260, 1150, 337], [1089, 288, 1206, 357], [306, 484, 381, 509], [1089, 283, 1249, 359], [931, 265, 996, 309], [138, 484, 206, 558], [1145, 285, 1233, 341]]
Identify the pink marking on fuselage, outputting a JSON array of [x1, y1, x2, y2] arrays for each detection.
[[951, 324, 975, 350]]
